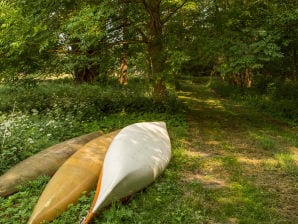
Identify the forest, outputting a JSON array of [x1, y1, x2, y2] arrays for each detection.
[[0, 0, 297, 223]]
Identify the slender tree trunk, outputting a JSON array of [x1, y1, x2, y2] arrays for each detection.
[[71, 43, 98, 83], [244, 68, 252, 87], [119, 10, 129, 85], [119, 53, 128, 85], [74, 66, 97, 83], [293, 48, 297, 80], [231, 68, 252, 88]]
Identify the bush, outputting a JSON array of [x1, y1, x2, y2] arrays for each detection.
[[209, 77, 298, 125], [208, 78, 244, 98], [0, 78, 185, 174], [0, 79, 183, 117], [273, 80, 298, 101]]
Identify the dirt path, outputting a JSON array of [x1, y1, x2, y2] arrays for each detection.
[[178, 79, 297, 223]]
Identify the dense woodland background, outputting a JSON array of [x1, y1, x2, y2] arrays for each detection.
[[1, 0, 297, 89], [0, 0, 297, 223]]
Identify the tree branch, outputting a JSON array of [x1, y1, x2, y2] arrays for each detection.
[[104, 39, 149, 47], [121, 0, 142, 3], [162, 0, 189, 25]]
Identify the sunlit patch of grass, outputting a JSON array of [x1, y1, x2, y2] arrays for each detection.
[[222, 142, 236, 151], [249, 132, 278, 152], [186, 174, 228, 189], [214, 182, 277, 223], [182, 177, 278, 223], [203, 99, 225, 110], [274, 153, 298, 176], [192, 165, 278, 222]]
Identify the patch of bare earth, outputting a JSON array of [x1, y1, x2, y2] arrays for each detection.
[[178, 80, 298, 223]]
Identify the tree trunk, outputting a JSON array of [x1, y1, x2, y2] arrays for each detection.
[[119, 54, 128, 85], [245, 68, 252, 87], [119, 9, 129, 85], [231, 68, 252, 88], [71, 43, 98, 84], [144, 0, 167, 101], [73, 65, 97, 83], [293, 48, 297, 80]]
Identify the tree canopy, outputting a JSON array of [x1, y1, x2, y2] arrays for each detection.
[[0, 0, 297, 94]]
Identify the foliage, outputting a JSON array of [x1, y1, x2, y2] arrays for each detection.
[[170, 0, 297, 83], [0, 78, 184, 174], [208, 77, 298, 124], [1, 0, 297, 91]]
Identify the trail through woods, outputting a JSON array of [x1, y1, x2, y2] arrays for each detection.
[[177, 78, 298, 223]]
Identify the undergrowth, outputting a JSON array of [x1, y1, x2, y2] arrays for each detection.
[[0, 77, 193, 223], [208, 77, 298, 125], [0, 78, 185, 174]]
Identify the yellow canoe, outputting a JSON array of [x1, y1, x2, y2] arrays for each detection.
[[82, 122, 171, 224], [28, 130, 119, 224], [0, 131, 102, 197]]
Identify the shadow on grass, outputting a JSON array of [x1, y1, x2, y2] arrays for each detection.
[[177, 79, 298, 223]]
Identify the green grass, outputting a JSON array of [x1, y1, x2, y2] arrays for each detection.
[[177, 77, 297, 223], [0, 76, 297, 223]]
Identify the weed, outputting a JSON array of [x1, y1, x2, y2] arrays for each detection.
[[274, 153, 298, 176], [0, 176, 50, 223], [254, 134, 277, 151]]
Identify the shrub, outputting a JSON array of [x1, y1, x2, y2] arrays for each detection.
[[0, 78, 185, 174], [209, 78, 298, 125]]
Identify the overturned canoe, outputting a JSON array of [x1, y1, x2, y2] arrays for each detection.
[[83, 122, 171, 224], [0, 131, 102, 197], [28, 130, 119, 224]]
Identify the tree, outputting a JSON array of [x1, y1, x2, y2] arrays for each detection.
[[127, 0, 190, 100], [174, 0, 288, 87], [0, 1, 52, 79], [1, 0, 296, 90]]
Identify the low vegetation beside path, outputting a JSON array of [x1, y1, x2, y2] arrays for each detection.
[[0, 77, 297, 223]]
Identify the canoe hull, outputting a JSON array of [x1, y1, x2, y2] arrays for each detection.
[[28, 131, 119, 224], [84, 122, 171, 223], [0, 131, 102, 197]]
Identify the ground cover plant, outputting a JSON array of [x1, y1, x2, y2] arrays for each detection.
[[1, 76, 297, 223], [0, 77, 181, 174]]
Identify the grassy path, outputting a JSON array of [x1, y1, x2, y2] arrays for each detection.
[[177, 79, 297, 223]]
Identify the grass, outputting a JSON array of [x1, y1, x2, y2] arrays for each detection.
[[178, 78, 297, 223], [0, 76, 297, 223]]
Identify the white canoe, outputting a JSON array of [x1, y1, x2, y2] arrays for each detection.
[[0, 131, 102, 197], [83, 122, 171, 223]]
